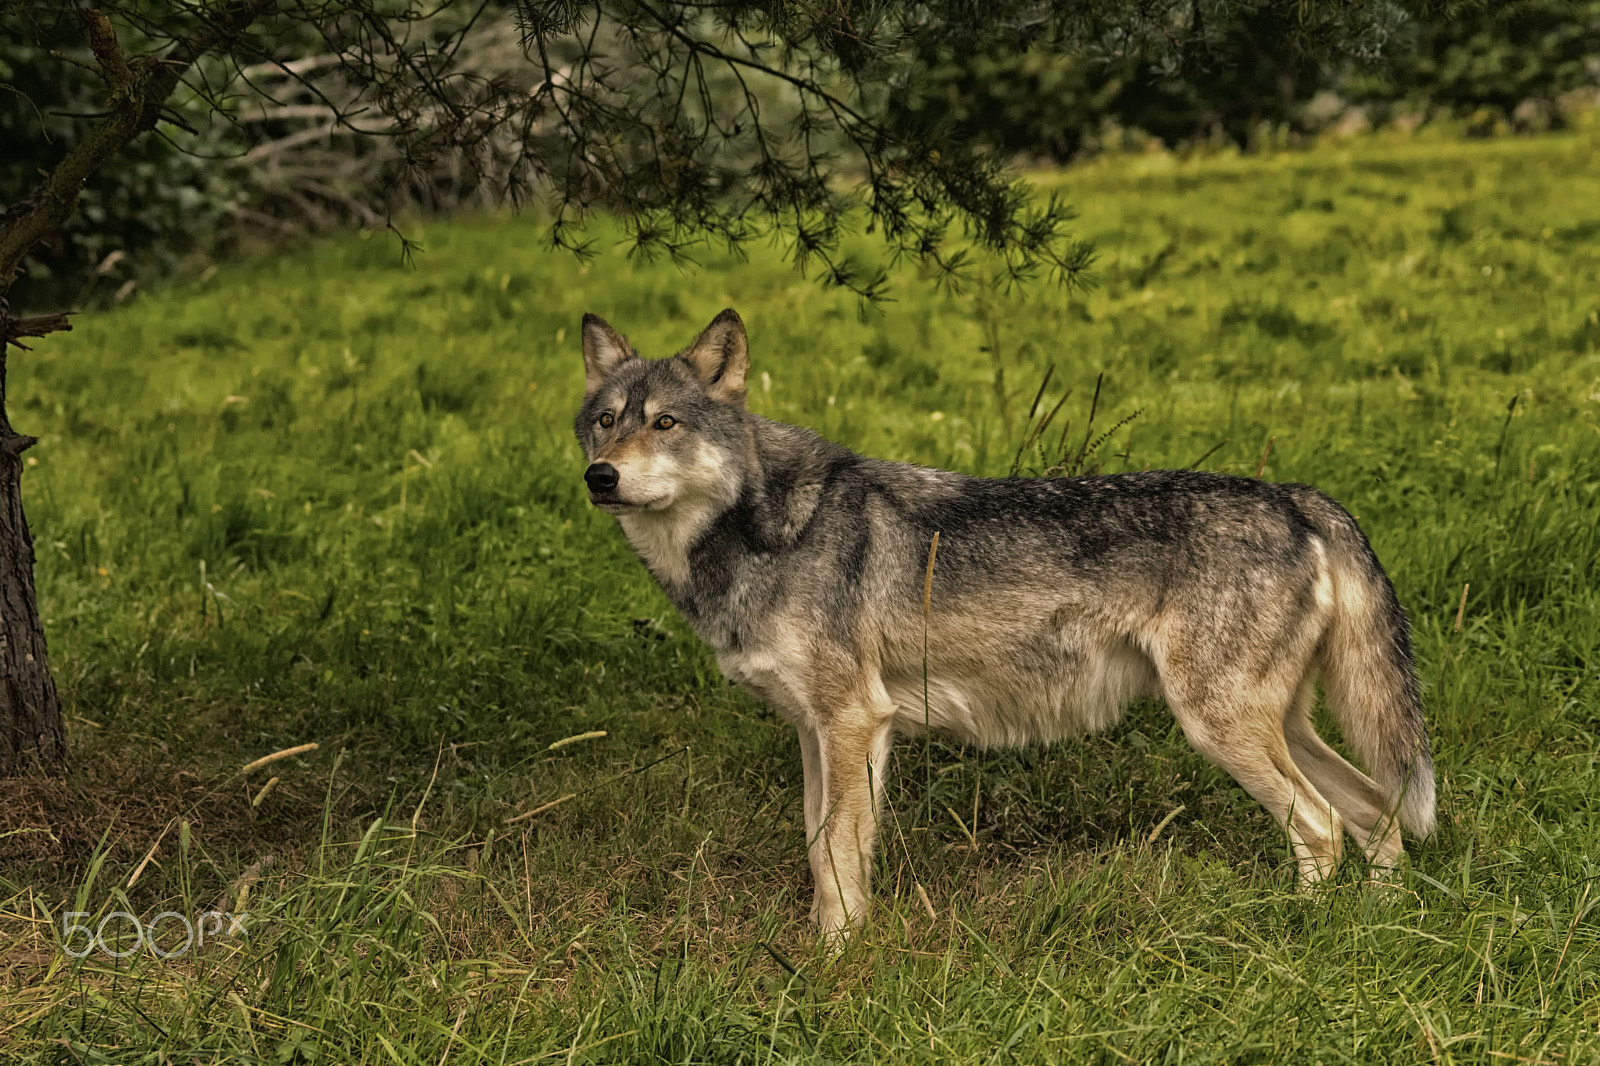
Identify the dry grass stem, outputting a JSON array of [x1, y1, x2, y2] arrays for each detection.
[[250, 776, 279, 808], [508, 793, 578, 824], [547, 730, 608, 751], [238, 743, 320, 776]]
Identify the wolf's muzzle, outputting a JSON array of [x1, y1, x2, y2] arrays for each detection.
[[584, 462, 620, 495]]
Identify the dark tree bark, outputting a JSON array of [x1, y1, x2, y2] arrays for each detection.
[[0, 339, 61, 774]]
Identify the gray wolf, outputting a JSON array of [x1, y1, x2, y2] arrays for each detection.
[[573, 308, 1436, 942]]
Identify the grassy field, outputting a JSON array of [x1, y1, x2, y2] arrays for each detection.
[[3, 121, 1599, 1062]]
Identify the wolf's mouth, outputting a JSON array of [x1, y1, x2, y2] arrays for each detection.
[[589, 493, 667, 512]]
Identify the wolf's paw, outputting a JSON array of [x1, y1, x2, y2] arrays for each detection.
[[1360, 859, 1414, 901], [813, 901, 864, 954]]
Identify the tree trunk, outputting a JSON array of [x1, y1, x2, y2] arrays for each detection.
[[0, 345, 63, 774]]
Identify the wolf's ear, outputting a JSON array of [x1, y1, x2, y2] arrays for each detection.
[[581, 313, 636, 395], [678, 308, 749, 406]]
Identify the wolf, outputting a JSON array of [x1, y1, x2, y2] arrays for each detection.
[[573, 308, 1436, 942]]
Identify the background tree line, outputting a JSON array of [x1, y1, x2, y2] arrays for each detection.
[[907, 0, 1600, 163], [5, 1, 1598, 316]]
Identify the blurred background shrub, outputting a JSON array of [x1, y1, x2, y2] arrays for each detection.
[[0, 11, 241, 311], [905, 0, 1600, 161]]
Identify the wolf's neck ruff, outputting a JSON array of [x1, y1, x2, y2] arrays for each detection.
[[573, 308, 1436, 946], [615, 458, 736, 589]]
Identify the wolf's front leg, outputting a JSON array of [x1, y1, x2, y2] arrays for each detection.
[[796, 714, 895, 944]]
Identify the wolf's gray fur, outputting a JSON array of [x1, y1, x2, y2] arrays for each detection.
[[574, 309, 1436, 941]]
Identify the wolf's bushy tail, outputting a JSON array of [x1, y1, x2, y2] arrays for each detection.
[[1317, 515, 1436, 838]]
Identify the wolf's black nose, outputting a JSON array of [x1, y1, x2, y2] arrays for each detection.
[[584, 463, 619, 494]]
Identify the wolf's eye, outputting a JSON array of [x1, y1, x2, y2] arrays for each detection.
[[599, 412, 614, 428], [654, 415, 676, 430]]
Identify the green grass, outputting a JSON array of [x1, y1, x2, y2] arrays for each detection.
[[3, 120, 1600, 1062]]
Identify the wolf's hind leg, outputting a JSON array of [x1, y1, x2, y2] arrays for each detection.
[[1167, 682, 1344, 883], [800, 708, 895, 944], [1283, 683, 1404, 871]]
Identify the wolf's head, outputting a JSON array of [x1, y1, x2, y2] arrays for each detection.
[[573, 309, 750, 516]]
